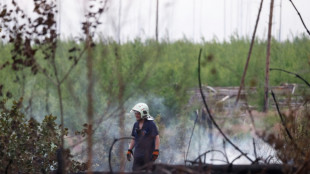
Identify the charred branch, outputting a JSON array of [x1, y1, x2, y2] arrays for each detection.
[[270, 68, 310, 88], [271, 90, 293, 140], [288, 0, 310, 36], [197, 48, 254, 163], [188, 149, 229, 165], [108, 137, 134, 174]]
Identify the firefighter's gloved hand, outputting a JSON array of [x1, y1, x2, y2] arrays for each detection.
[[127, 149, 133, 161], [152, 149, 159, 161]]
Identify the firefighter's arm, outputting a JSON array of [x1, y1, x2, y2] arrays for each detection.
[[155, 135, 160, 149], [127, 138, 135, 161], [152, 135, 160, 161], [129, 138, 135, 150]]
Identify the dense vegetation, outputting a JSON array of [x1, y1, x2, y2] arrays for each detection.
[[1, 0, 310, 172], [1, 35, 310, 171], [1, 36, 309, 124]]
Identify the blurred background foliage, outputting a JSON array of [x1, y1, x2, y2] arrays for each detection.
[[1, 0, 310, 172], [1, 35, 309, 126], [1, 34, 310, 171]]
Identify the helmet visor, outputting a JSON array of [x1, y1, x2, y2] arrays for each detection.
[[130, 110, 140, 115]]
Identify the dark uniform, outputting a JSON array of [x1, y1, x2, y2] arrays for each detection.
[[131, 120, 159, 171]]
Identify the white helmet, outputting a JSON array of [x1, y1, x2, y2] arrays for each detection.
[[130, 103, 154, 120]]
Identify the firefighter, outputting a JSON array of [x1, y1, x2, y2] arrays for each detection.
[[126, 103, 160, 171]]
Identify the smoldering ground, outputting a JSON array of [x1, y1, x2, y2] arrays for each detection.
[[64, 95, 277, 172]]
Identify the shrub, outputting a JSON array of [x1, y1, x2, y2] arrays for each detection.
[[0, 98, 86, 173], [263, 92, 310, 170]]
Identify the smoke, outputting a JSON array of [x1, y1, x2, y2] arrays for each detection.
[[161, 123, 276, 165], [39, 87, 278, 172], [85, 94, 277, 172]]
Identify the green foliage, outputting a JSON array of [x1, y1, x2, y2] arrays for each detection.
[[1, 36, 310, 126], [262, 112, 280, 130], [1, 29, 310, 170], [0, 99, 86, 173]]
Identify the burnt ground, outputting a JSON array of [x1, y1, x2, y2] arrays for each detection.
[[75, 163, 296, 174]]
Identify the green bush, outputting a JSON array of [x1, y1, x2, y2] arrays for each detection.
[[0, 98, 86, 173]]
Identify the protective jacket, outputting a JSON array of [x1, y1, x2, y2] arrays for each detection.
[[131, 120, 159, 161]]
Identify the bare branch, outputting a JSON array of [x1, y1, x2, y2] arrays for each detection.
[[222, 140, 230, 164], [230, 154, 244, 164], [35, 57, 58, 86], [108, 137, 134, 173], [288, 0, 310, 36], [192, 150, 229, 164], [271, 90, 305, 157], [243, 95, 258, 133], [253, 138, 258, 161], [59, 47, 87, 84], [235, 0, 264, 105], [197, 48, 254, 163], [270, 90, 293, 140], [185, 110, 199, 163], [210, 159, 228, 163], [270, 68, 310, 88]]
